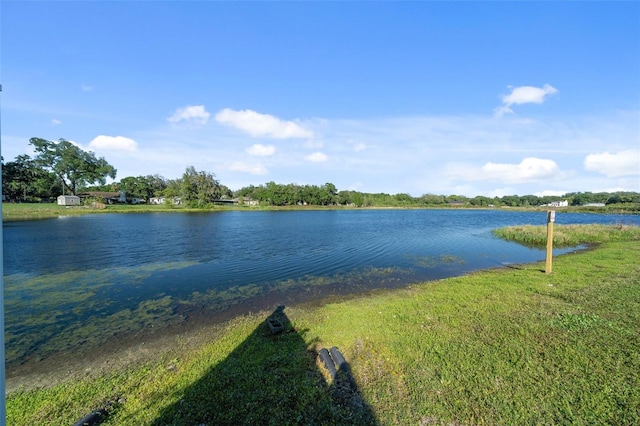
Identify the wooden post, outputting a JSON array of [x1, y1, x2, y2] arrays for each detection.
[[545, 210, 555, 274]]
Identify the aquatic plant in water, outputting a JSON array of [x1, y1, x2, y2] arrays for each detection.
[[4, 261, 198, 366], [5, 262, 413, 367]]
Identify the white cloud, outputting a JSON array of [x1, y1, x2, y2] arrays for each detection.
[[305, 152, 327, 162], [584, 149, 640, 177], [245, 144, 276, 157], [304, 140, 324, 149], [51, 119, 62, 125], [215, 108, 313, 139], [449, 158, 561, 184], [82, 84, 94, 92], [353, 142, 367, 152], [88, 135, 138, 152], [228, 162, 269, 175], [167, 105, 210, 125], [64, 107, 636, 197], [481, 157, 560, 182], [534, 189, 568, 197], [487, 187, 517, 198], [495, 84, 558, 117]]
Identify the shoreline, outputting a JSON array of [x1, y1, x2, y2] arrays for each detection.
[[4, 271, 439, 393], [3, 249, 573, 394], [3, 202, 638, 222]]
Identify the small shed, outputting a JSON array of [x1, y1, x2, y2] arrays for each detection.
[[57, 195, 81, 206]]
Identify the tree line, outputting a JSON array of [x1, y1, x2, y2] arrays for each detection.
[[2, 137, 639, 208]]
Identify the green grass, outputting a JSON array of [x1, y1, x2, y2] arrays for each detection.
[[493, 223, 640, 247], [0, 202, 239, 221], [7, 225, 640, 425]]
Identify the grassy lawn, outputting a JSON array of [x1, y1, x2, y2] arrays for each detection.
[[0, 203, 231, 221], [6, 225, 640, 425], [0, 202, 338, 221]]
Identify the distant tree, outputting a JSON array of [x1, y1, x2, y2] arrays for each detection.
[[501, 195, 520, 207], [263, 181, 288, 206], [180, 166, 221, 207], [420, 194, 446, 205], [235, 185, 257, 199], [29, 137, 116, 195], [337, 190, 364, 206], [445, 195, 469, 204], [163, 179, 181, 199], [394, 193, 414, 205], [2, 154, 59, 201], [117, 175, 167, 200], [606, 192, 640, 205], [469, 196, 492, 206], [118, 176, 142, 198], [520, 194, 541, 207], [219, 184, 233, 199], [321, 183, 338, 205]]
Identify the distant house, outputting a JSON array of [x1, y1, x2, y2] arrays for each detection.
[[78, 191, 126, 204], [57, 195, 81, 206], [584, 203, 606, 207], [546, 200, 569, 208], [149, 196, 181, 205], [234, 197, 259, 206]]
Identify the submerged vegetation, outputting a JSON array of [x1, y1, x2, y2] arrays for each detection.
[[4, 262, 412, 369], [7, 224, 640, 425]]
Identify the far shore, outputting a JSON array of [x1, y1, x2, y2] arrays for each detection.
[[3, 201, 638, 222]]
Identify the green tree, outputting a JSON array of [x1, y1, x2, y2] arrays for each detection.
[[501, 195, 520, 207], [163, 179, 181, 200], [29, 138, 117, 195], [321, 183, 338, 205], [469, 195, 492, 206], [606, 192, 640, 205], [180, 166, 221, 207], [337, 190, 364, 206], [2, 154, 59, 201], [3, 155, 39, 201], [236, 185, 257, 199], [394, 193, 415, 205], [117, 175, 167, 201], [263, 181, 288, 206], [445, 194, 469, 204], [520, 194, 541, 207], [420, 194, 446, 205]]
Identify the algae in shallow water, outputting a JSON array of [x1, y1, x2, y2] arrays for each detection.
[[406, 254, 465, 268], [4, 261, 197, 366], [5, 262, 413, 367]]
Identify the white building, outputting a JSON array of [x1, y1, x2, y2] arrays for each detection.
[[57, 195, 81, 206], [547, 200, 569, 207]]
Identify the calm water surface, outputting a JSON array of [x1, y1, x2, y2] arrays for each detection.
[[4, 209, 639, 369]]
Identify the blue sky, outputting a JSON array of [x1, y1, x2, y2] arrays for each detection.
[[2, 1, 639, 197]]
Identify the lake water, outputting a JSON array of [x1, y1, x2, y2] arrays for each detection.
[[4, 209, 639, 370]]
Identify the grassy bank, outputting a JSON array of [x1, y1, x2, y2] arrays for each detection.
[[0, 203, 233, 221], [494, 223, 640, 247], [7, 225, 640, 425]]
